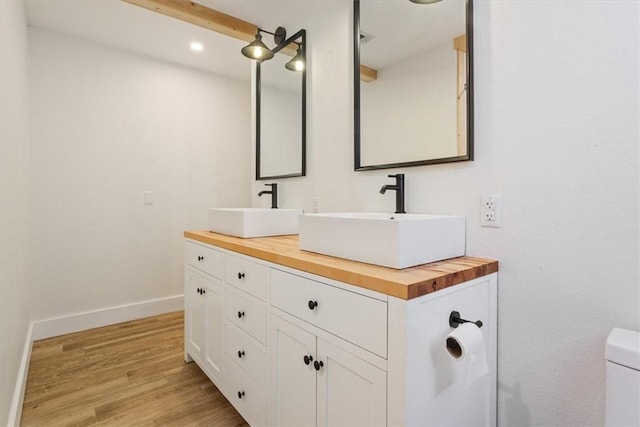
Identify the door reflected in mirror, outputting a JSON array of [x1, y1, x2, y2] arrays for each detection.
[[257, 30, 306, 180], [354, 0, 473, 170]]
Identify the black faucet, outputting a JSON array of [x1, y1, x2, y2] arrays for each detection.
[[379, 174, 405, 214], [258, 183, 278, 209]]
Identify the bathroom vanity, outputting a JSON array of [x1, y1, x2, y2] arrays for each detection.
[[184, 230, 498, 426]]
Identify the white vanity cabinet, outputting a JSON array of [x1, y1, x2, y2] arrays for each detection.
[[184, 242, 224, 386], [184, 232, 498, 427], [268, 314, 316, 426], [184, 268, 205, 358], [222, 253, 269, 427], [269, 307, 387, 427], [315, 336, 387, 426], [268, 268, 388, 426], [269, 269, 387, 357]]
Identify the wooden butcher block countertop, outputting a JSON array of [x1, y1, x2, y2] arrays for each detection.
[[185, 230, 498, 300]]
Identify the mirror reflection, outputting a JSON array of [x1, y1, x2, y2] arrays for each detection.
[[355, 0, 473, 170], [256, 31, 306, 180]]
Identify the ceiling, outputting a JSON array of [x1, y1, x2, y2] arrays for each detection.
[[24, 0, 254, 81]]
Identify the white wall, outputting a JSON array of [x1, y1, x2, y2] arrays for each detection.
[[29, 28, 251, 321], [0, 1, 32, 424], [252, 1, 640, 425]]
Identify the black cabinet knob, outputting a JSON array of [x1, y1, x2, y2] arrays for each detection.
[[237, 311, 245, 319], [237, 391, 245, 399], [313, 360, 324, 371], [308, 300, 318, 310], [238, 350, 245, 359], [237, 272, 245, 280], [197, 256, 204, 261], [303, 355, 313, 365], [202, 289, 206, 295]]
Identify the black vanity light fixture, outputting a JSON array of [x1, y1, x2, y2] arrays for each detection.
[[241, 26, 305, 72], [284, 42, 304, 72], [241, 26, 287, 61]]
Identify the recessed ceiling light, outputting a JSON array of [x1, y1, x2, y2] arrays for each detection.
[[190, 42, 204, 52]]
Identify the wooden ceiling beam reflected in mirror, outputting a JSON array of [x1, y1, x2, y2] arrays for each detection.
[[360, 64, 378, 82], [122, 0, 378, 80]]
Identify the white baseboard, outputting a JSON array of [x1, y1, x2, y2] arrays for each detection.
[[7, 322, 33, 427], [32, 294, 184, 341]]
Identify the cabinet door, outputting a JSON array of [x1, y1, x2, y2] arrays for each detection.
[[185, 268, 206, 361], [269, 315, 316, 427], [316, 338, 387, 427], [204, 277, 224, 385]]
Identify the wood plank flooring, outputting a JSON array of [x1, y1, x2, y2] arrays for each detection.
[[21, 311, 248, 427]]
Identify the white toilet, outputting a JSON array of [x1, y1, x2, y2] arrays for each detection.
[[605, 328, 640, 426]]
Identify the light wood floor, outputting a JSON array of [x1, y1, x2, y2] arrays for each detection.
[[21, 311, 248, 427]]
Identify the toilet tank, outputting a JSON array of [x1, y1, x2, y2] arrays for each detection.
[[605, 328, 640, 427]]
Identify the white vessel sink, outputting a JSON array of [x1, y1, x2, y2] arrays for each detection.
[[299, 212, 465, 269], [209, 208, 302, 238]]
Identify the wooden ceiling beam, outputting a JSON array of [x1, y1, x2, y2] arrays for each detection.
[[454, 34, 467, 52], [122, 0, 257, 41], [122, 0, 377, 81], [360, 64, 378, 83]]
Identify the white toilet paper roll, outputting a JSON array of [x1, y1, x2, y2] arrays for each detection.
[[446, 322, 489, 386]]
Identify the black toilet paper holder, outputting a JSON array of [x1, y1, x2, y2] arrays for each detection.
[[449, 311, 483, 328]]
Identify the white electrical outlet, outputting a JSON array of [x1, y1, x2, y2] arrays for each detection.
[[312, 197, 320, 213], [481, 195, 501, 227]]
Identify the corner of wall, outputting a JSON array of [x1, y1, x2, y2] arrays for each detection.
[[6, 323, 33, 427], [0, 0, 33, 425]]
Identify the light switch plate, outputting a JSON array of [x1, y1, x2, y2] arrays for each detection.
[[144, 191, 154, 205], [312, 197, 320, 213]]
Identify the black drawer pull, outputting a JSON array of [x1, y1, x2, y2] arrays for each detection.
[[197, 256, 204, 261], [303, 355, 313, 365], [238, 391, 245, 399], [308, 300, 318, 310], [238, 350, 245, 359], [314, 360, 324, 371], [237, 311, 245, 319], [238, 272, 245, 280]]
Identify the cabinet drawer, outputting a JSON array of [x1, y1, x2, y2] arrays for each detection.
[[185, 241, 222, 279], [224, 254, 269, 301], [225, 286, 267, 345], [225, 321, 267, 386], [225, 355, 267, 427], [271, 269, 388, 358]]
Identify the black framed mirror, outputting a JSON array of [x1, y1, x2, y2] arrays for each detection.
[[256, 30, 306, 180], [354, 0, 473, 171]]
